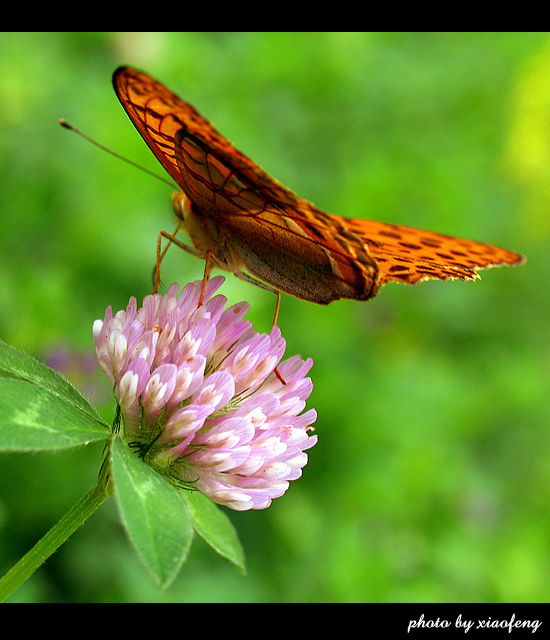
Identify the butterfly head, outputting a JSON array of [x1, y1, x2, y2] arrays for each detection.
[[170, 190, 230, 267], [172, 191, 191, 225]]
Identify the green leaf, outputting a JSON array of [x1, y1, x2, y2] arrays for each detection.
[[0, 378, 110, 451], [181, 490, 246, 574], [111, 439, 194, 589], [0, 337, 104, 424]]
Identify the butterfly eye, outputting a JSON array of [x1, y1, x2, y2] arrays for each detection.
[[171, 192, 191, 222]]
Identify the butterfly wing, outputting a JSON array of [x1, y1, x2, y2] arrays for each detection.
[[113, 67, 302, 207], [113, 66, 378, 303], [113, 67, 190, 187], [342, 217, 526, 288], [113, 66, 525, 304]]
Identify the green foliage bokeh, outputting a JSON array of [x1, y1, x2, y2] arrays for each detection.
[[0, 32, 548, 602]]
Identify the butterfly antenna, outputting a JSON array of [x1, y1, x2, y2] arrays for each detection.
[[59, 119, 177, 189]]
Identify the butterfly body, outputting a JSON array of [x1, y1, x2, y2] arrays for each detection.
[[171, 183, 378, 304], [112, 66, 525, 305]]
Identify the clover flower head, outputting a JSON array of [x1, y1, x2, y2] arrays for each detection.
[[93, 277, 317, 510]]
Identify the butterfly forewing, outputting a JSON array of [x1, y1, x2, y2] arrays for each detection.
[[112, 66, 525, 304], [113, 67, 199, 187]]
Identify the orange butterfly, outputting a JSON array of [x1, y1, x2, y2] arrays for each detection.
[[112, 66, 525, 306]]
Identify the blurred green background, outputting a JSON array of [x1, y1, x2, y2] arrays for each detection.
[[0, 32, 548, 603]]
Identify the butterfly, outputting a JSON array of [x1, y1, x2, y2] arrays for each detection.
[[112, 66, 525, 306]]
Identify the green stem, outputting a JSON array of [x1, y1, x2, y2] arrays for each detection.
[[0, 470, 111, 602]]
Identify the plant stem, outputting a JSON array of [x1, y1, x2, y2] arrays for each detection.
[[0, 473, 111, 602]]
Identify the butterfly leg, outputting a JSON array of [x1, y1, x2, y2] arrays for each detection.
[[231, 269, 283, 326], [154, 232, 224, 312], [153, 228, 207, 294], [233, 270, 286, 384], [271, 290, 281, 327], [154, 226, 179, 293], [198, 250, 214, 307], [270, 290, 286, 385], [232, 269, 281, 297]]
